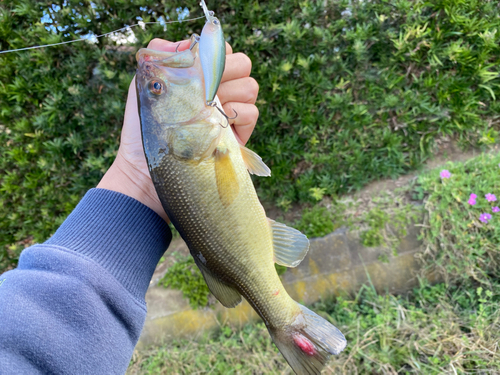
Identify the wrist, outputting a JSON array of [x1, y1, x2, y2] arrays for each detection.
[[97, 156, 169, 222]]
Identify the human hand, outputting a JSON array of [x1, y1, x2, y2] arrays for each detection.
[[97, 38, 259, 221]]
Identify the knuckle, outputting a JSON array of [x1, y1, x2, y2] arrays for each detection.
[[235, 53, 252, 74], [247, 77, 259, 100], [249, 104, 259, 121]]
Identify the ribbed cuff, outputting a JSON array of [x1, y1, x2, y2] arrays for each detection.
[[45, 188, 172, 301]]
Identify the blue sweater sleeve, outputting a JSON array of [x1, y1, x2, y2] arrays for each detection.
[[0, 189, 172, 374]]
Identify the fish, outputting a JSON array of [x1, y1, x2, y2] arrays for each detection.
[[199, 0, 225, 106], [135, 35, 347, 374]]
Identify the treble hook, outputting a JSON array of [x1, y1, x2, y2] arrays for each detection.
[[190, 35, 200, 51], [208, 101, 238, 128]]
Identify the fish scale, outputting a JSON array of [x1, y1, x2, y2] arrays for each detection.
[[150, 133, 296, 327]]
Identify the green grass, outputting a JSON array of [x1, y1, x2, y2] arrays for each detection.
[[129, 279, 500, 374], [3, 0, 500, 271]]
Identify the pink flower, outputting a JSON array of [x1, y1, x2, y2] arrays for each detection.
[[470, 193, 477, 199], [493, 207, 500, 213], [440, 170, 451, 179], [480, 213, 492, 223], [468, 198, 477, 206], [485, 193, 497, 202]]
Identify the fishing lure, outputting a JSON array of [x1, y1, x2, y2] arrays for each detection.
[[199, 0, 226, 106]]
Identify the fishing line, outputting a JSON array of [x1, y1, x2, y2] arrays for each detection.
[[0, 16, 205, 54]]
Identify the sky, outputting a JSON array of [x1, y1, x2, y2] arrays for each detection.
[[40, 2, 191, 45]]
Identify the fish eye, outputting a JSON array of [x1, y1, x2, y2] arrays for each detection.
[[149, 79, 165, 95]]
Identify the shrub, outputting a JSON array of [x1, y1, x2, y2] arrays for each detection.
[[158, 255, 211, 310], [2, 0, 500, 272]]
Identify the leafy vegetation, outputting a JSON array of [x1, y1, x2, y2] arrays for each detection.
[[2, 0, 500, 271], [293, 205, 340, 238], [360, 201, 419, 254], [129, 279, 500, 374], [417, 152, 500, 284], [158, 255, 210, 310]]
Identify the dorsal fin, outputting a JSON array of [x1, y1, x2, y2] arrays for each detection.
[[239, 144, 271, 177], [193, 255, 242, 308], [215, 146, 240, 207], [269, 219, 310, 267]]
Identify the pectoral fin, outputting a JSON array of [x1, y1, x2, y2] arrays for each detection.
[[239, 144, 271, 177], [215, 147, 240, 207], [269, 219, 310, 267], [193, 256, 242, 308]]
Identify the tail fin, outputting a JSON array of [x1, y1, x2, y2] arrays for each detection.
[[269, 304, 346, 374]]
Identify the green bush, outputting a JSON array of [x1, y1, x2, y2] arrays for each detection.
[[158, 256, 210, 309], [0, 0, 204, 270], [293, 205, 340, 238], [2, 0, 500, 271]]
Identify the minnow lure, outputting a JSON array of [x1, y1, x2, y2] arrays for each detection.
[[199, 0, 226, 106]]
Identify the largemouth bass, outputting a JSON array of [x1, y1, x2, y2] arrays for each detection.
[[135, 36, 347, 374]]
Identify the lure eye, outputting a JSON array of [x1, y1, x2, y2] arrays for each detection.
[[213, 18, 220, 25], [149, 79, 165, 95]]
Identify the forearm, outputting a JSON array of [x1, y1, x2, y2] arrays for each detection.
[[0, 189, 171, 374]]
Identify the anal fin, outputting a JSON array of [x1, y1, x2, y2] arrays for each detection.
[[239, 144, 271, 177], [193, 255, 242, 308], [269, 219, 310, 268]]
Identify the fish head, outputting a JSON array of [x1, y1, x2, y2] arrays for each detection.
[[136, 42, 223, 167], [135, 45, 210, 127]]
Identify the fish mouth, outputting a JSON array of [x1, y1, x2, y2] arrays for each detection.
[[135, 47, 199, 89], [136, 48, 196, 71]]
